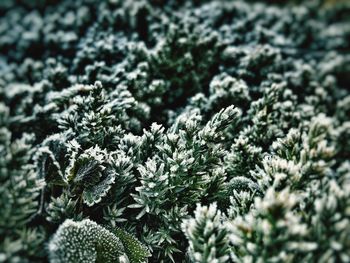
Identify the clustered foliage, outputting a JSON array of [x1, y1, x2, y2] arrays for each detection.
[[0, 0, 349, 262], [49, 219, 150, 263]]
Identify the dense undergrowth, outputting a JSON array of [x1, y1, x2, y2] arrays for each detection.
[[0, 0, 349, 262]]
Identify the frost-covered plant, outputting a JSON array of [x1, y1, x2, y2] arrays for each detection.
[[182, 203, 230, 263], [48, 219, 126, 263], [0, 0, 349, 262], [48, 219, 150, 263]]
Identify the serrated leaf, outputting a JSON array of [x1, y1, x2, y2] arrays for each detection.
[[83, 170, 115, 206], [73, 158, 102, 187]]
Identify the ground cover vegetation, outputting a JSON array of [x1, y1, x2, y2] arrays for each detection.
[[0, 0, 349, 262]]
